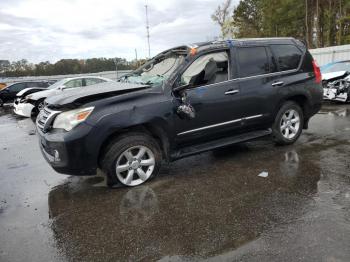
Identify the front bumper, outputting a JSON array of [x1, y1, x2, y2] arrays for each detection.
[[13, 100, 34, 117], [37, 124, 98, 176]]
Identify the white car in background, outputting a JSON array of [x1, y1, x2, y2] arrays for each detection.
[[14, 76, 113, 117]]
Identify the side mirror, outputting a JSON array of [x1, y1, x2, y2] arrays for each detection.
[[177, 103, 196, 119], [58, 85, 67, 91]]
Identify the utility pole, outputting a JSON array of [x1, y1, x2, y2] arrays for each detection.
[[135, 49, 138, 68], [145, 3, 151, 58]]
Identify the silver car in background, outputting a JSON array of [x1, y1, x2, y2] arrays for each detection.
[[14, 76, 113, 117]]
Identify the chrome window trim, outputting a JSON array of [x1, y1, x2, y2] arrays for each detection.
[[182, 69, 298, 90], [177, 114, 263, 136]]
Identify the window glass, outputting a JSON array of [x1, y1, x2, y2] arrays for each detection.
[[85, 78, 104, 86], [237, 47, 269, 78], [27, 82, 42, 88], [181, 51, 228, 87], [267, 49, 278, 73], [9, 83, 26, 92], [270, 44, 302, 71], [64, 79, 83, 88]]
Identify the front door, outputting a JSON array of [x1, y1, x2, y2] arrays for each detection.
[[174, 50, 242, 145]]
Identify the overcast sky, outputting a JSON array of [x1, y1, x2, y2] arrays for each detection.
[[0, 0, 237, 63]]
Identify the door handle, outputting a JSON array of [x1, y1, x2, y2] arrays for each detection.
[[225, 90, 239, 95], [271, 81, 284, 87]]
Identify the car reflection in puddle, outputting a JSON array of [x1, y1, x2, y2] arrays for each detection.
[[47, 143, 321, 261]]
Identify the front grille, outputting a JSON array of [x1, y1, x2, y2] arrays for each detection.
[[36, 107, 61, 133]]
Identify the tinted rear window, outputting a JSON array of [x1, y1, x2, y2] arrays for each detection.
[[237, 47, 269, 78], [270, 44, 302, 71]]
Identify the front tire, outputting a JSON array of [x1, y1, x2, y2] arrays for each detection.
[[272, 101, 304, 145], [101, 132, 162, 187]]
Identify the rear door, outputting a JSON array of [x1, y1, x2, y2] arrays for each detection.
[[235, 45, 280, 127], [269, 44, 305, 99]]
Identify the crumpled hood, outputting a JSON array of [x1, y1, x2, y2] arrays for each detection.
[[322, 71, 349, 81], [16, 87, 46, 97], [46, 81, 148, 107]]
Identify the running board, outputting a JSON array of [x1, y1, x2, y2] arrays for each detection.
[[172, 129, 272, 160]]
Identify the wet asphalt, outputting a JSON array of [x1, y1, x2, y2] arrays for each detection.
[[0, 103, 350, 262]]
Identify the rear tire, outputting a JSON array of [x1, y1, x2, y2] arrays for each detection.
[[272, 101, 304, 145], [101, 132, 162, 187]]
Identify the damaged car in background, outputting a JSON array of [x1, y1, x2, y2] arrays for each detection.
[[321, 60, 350, 102], [14, 76, 112, 117]]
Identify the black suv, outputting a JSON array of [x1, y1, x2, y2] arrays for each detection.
[[36, 38, 323, 187]]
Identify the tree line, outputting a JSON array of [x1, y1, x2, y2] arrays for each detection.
[[212, 0, 350, 48], [0, 58, 143, 78]]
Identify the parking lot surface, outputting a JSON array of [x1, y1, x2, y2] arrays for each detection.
[[0, 103, 350, 262]]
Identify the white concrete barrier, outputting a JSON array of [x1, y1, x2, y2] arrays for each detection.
[[310, 45, 350, 66], [1, 70, 132, 84]]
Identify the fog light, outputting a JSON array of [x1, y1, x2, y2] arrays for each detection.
[[54, 150, 61, 162]]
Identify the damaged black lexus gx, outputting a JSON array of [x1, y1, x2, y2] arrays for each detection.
[[36, 38, 323, 187]]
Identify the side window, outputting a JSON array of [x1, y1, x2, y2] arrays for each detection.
[[27, 82, 41, 88], [64, 79, 83, 88], [38, 82, 49, 87], [9, 83, 26, 92], [181, 51, 229, 87], [270, 44, 302, 71], [237, 47, 269, 78], [85, 78, 104, 86]]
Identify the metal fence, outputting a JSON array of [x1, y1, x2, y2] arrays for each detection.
[[0, 70, 132, 84], [310, 45, 350, 66]]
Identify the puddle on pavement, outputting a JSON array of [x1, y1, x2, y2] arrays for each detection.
[[46, 144, 322, 261], [1, 104, 350, 261]]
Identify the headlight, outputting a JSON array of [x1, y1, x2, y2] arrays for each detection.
[[25, 95, 33, 100], [53, 107, 94, 131]]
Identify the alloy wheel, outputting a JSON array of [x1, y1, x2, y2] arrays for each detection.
[[115, 145, 155, 186], [280, 109, 301, 139]]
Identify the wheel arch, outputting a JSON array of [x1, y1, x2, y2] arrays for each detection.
[[97, 121, 171, 168], [275, 94, 311, 129]]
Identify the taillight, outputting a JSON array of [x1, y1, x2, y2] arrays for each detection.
[[312, 60, 322, 84]]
